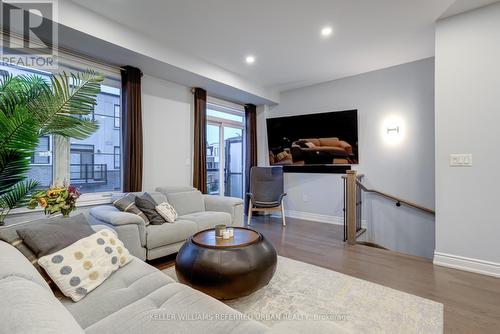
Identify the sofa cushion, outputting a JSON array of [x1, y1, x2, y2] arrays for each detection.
[[179, 211, 231, 231], [135, 193, 166, 225], [302, 146, 347, 154], [38, 229, 132, 302], [302, 138, 321, 146], [62, 257, 175, 329], [16, 213, 95, 258], [146, 220, 198, 249], [84, 281, 267, 334], [0, 241, 50, 290], [319, 137, 340, 147], [165, 190, 205, 216], [155, 186, 197, 194], [0, 276, 85, 334]]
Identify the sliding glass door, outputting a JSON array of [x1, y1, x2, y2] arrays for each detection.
[[206, 124, 221, 195], [223, 126, 243, 198], [205, 101, 244, 198]]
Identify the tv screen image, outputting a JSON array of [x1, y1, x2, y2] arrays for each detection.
[[266, 110, 358, 166]]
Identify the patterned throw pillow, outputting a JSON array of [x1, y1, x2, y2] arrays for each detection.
[[113, 193, 150, 225], [38, 229, 132, 302], [155, 202, 178, 223], [135, 193, 166, 225]]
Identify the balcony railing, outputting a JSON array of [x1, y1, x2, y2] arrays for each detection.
[[206, 168, 243, 197], [70, 164, 108, 184]]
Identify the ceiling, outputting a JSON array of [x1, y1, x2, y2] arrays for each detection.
[[71, 0, 498, 92]]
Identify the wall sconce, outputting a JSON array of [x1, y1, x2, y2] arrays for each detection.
[[382, 116, 404, 145], [386, 126, 399, 134]]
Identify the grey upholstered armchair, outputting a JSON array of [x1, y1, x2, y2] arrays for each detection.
[[246, 166, 287, 226]]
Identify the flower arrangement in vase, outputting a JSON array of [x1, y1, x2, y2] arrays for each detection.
[[28, 185, 81, 217]]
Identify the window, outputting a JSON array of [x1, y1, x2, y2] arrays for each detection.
[[70, 82, 122, 193], [114, 104, 120, 128], [206, 98, 245, 198], [0, 59, 122, 197], [114, 146, 120, 169], [28, 135, 53, 188], [31, 136, 52, 165]]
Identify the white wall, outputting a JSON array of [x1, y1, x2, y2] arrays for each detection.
[[141, 75, 193, 191], [259, 58, 436, 259], [434, 3, 500, 277]]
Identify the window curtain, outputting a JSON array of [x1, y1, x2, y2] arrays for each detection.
[[121, 66, 143, 192], [245, 104, 257, 210], [193, 88, 207, 194]]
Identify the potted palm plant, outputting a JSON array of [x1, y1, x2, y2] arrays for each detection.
[[0, 70, 104, 225]]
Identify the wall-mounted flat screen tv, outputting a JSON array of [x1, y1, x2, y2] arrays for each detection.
[[266, 110, 358, 167]]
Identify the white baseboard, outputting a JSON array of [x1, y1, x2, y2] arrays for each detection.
[[270, 210, 343, 225], [434, 252, 500, 278], [271, 210, 369, 228], [288, 210, 344, 225]]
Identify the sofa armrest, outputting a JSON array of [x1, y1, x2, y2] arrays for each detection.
[[338, 140, 353, 155], [203, 195, 244, 227], [89, 206, 147, 260]]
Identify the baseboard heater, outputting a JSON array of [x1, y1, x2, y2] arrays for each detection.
[[282, 165, 351, 174]]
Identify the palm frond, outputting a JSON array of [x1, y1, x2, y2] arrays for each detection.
[[53, 71, 103, 115], [0, 72, 21, 115], [0, 149, 31, 196], [35, 70, 104, 139], [0, 73, 50, 116], [0, 179, 39, 210], [0, 106, 39, 151], [41, 114, 99, 139]]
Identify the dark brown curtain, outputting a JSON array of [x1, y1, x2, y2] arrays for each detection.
[[121, 66, 143, 192], [193, 88, 207, 193], [245, 104, 257, 210]]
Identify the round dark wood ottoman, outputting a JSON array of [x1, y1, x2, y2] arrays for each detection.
[[175, 227, 277, 300]]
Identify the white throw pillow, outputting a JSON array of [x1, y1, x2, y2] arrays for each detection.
[[155, 202, 178, 223], [38, 229, 132, 302]]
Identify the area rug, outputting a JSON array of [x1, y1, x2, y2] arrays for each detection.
[[162, 256, 443, 334]]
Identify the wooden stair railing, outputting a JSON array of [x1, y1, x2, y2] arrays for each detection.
[[343, 170, 435, 246]]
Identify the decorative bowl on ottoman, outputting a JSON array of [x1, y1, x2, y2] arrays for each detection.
[[175, 227, 277, 300]]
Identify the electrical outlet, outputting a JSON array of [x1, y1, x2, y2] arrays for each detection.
[[450, 154, 472, 167], [302, 195, 309, 202]]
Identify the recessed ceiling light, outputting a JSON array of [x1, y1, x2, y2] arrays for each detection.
[[245, 55, 255, 64], [321, 26, 333, 37]]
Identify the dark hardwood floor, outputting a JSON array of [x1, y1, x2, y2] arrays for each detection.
[[153, 215, 500, 334]]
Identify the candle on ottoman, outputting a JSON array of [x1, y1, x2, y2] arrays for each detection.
[[215, 225, 226, 238]]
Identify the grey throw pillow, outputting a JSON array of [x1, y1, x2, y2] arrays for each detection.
[[135, 193, 166, 225], [16, 213, 95, 258], [113, 193, 150, 225]]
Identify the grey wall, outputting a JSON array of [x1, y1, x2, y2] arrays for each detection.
[[258, 58, 436, 259], [434, 3, 500, 276]]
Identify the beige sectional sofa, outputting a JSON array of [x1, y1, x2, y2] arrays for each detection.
[[0, 240, 269, 333], [88, 186, 244, 260]]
